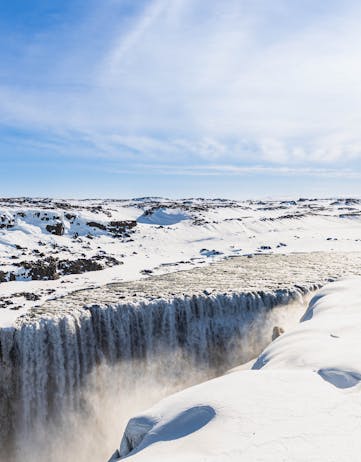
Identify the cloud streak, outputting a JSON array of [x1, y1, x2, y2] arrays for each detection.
[[103, 162, 361, 180], [1, 0, 361, 176]]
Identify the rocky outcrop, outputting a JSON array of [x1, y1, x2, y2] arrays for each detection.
[[1, 256, 122, 282], [45, 222, 65, 235], [22, 257, 59, 280], [108, 220, 137, 236], [58, 256, 121, 274], [272, 326, 285, 341], [0, 213, 14, 229], [87, 221, 107, 230]]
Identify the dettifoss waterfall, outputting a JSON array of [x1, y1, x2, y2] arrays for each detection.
[[0, 286, 317, 462]]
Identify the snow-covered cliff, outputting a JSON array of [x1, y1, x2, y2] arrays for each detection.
[[114, 279, 361, 462], [0, 285, 311, 456]]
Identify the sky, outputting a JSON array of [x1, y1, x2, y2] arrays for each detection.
[[1, 0, 361, 198]]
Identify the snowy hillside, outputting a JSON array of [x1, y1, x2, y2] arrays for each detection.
[[2, 196, 361, 325], [112, 279, 361, 461]]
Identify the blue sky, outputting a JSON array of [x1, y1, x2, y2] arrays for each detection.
[[1, 0, 361, 198]]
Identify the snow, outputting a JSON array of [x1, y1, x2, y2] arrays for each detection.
[[253, 278, 361, 376], [137, 208, 191, 225], [3, 197, 361, 461], [113, 279, 361, 461], [2, 196, 361, 326]]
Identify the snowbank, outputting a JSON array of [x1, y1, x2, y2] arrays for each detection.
[[113, 279, 361, 461]]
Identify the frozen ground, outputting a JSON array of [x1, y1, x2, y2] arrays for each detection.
[[2, 196, 361, 325], [113, 279, 361, 462]]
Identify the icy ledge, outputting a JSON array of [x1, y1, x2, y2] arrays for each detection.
[[113, 278, 361, 462]]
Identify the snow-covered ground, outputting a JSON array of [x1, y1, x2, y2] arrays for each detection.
[[113, 279, 361, 462], [3, 197, 361, 462], [2, 196, 361, 325]]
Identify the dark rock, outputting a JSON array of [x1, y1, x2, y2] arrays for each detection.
[[0, 214, 14, 229], [272, 326, 285, 341], [22, 257, 59, 280], [108, 220, 137, 236], [0, 271, 7, 283], [87, 221, 106, 231], [46, 222, 65, 236], [58, 256, 121, 275], [58, 259, 102, 274]]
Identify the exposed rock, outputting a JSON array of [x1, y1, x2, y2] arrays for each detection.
[[108, 220, 137, 236], [272, 326, 285, 341], [87, 221, 107, 231], [58, 258, 103, 274], [22, 257, 59, 280], [0, 271, 7, 283], [0, 214, 14, 229], [45, 222, 65, 236]]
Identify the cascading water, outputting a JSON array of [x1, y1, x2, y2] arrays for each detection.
[[0, 284, 318, 462]]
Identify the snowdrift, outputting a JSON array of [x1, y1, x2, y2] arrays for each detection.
[[114, 279, 361, 461]]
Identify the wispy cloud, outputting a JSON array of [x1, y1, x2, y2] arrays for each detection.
[[1, 0, 361, 173], [103, 162, 361, 180]]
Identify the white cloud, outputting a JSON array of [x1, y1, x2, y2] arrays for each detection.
[[105, 162, 361, 179], [1, 0, 361, 167]]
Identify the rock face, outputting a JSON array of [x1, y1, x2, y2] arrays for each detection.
[[272, 326, 285, 341], [45, 222, 65, 236], [0, 285, 311, 456]]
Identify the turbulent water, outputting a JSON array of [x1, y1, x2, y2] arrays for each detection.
[[0, 286, 317, 462]]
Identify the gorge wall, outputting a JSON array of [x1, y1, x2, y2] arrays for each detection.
[[0, 284, 317, 460]]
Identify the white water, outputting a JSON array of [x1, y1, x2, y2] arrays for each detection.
[[0, 288, 314, 462]]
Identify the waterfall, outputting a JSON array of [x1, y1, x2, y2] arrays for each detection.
[[0, 284, 318, 459]]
